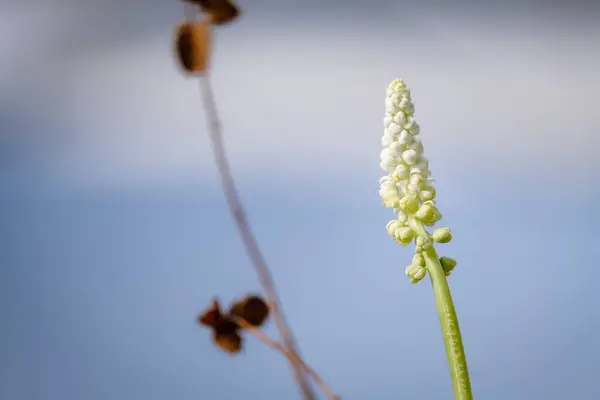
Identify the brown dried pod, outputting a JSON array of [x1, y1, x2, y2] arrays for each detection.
[[228, 295, 270, 328], [174, 20, 211, 74], [198, 298, 225, 328], [198, 299, 243, 354], [213, 330, 243, 353], [180, 0, 240, 25]]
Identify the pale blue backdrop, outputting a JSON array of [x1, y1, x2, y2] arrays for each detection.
[[1, 0, 599, 399]]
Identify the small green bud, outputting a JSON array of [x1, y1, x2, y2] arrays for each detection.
[[440, 256, 457, 273], [432, 227, 452, 243]]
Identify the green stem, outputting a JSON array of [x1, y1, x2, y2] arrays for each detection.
[[411, 219, 473, 399]]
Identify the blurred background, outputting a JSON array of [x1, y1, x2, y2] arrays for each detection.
[[1, 0, 599, 399]]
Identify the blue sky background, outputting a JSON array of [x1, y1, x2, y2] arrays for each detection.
[[1, 0, 599, 399]]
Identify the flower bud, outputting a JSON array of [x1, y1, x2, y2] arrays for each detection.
[[387, 122, 403, 136], [399, 194, 419, 213], [396, 208, 409, 224], [383, 116, 393, 128], [408, 173, 424, 187], [404, 117, 417, 130], [412, 253, 425, 266], [389, 141, 405, 157], [394, 227, 414, 245], [393, 112, 406, 126], [415, 235, 433, 252], [399, 97, 410, 109], [440, 256, 457, 273], [409, 122, 420, 136], [402, 149, 419, 165], [405, 264, 418, 276], [386, 220, 403, 236], [420, 186, 436, 201], [406, 183, 420, 194], [380, 156, 397, 173], [392, 164, 409, 180], [413, 267, 427, 281], [398, 130, 411, 145], [432, 227, 452, 243], [407, 137, 424, 156], [415, 202, 440, 224]]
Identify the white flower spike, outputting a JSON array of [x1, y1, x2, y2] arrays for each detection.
[[379, 78, 472, 398], [379, 78, 456, 283]]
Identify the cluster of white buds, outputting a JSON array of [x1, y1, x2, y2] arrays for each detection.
[[379, 79, 457, 283]]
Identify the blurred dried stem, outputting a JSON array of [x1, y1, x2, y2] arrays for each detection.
[[181, 2, 319, 398], [233, 316, 342, 400]]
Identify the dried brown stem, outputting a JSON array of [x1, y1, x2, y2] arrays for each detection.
[[188, 19, 317, 397], [233, 317, 342, 400]]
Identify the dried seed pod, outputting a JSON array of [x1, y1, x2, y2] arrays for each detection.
[[213, 330, 243, 353], [228, 295, 270, 328], [198, 299, 243, 354], [198, 299, 239, 335], [180, 0, 240, 25], [198, 298, 225, 328], [174, 20, 211, 74], [197, 295, 269, 354]]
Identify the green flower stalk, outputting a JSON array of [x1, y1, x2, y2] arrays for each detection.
[[379, 78, 473, 399]]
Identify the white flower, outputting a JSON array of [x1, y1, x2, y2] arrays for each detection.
[[380, 78, 456, 279]]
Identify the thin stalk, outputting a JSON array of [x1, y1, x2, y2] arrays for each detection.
[[410, 218, 473, 399], [233, 317, 342, 400], [197, 74, 317, 399]]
